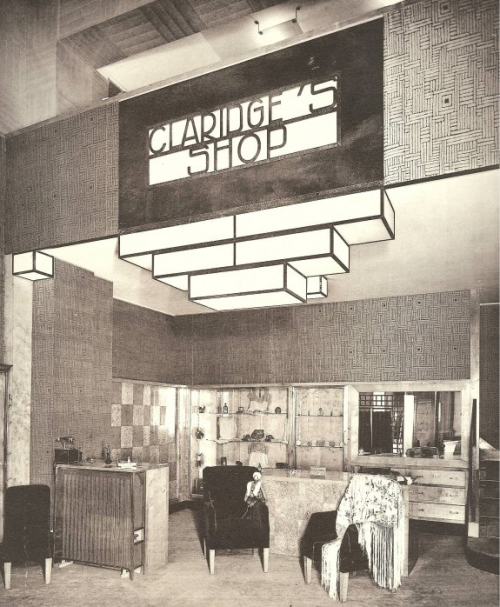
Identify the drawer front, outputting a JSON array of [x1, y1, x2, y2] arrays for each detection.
[[410, 485, 466, 505], [412, 469, 466, 487], [410, 502, 465, 522]]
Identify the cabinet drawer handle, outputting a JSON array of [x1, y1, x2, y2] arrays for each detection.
[[449, 510, 460, 515]]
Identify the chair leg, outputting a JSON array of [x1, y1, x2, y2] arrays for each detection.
[[304, 556, 312, 583], [209, 549, 215, 574], [4, 562, 11, 590], [44, 558, 52, 584], [263, 548, 269, 573], [339, 572, 349, 603]]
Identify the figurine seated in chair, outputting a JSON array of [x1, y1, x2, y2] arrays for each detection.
[[203, 466, 270, 574]]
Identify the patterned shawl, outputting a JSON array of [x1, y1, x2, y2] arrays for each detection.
[[321, 474, 404, 600]]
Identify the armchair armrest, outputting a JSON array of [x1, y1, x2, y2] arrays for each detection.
[[203, 501, 217, 535]]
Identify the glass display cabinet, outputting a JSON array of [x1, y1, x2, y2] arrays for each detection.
[[190, 385, 347, 495], [293, 386, 345, 471]]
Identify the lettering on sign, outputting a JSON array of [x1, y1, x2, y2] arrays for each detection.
[[148, 78, 339, 186]]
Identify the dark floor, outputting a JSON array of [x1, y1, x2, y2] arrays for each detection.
[[1, 509, 498, 607]]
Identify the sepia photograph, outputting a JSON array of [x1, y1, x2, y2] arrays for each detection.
[[0, 0, 498, 605]]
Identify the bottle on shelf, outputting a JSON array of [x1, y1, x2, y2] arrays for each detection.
[[223, 403, 229, 414]]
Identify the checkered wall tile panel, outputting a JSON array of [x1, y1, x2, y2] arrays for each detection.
[[112, 379, 179, 468], [384, 0, 499, 183], [5, 103, 119, 254]]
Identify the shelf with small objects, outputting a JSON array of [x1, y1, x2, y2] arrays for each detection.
[[189, 386, 290, 494], [293, 387, 345, 472]]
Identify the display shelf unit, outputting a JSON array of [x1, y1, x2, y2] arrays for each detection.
[[293, 386, 345, 471], [190, 385, 347, 494]]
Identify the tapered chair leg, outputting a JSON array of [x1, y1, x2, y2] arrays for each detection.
[[263, 547, 269, 573], [304, 556, 312, 583], [209, 549, 215, 574], [339, 572, 349, 603], [45, 558, 52, 584], [4, 562, 11, 590]]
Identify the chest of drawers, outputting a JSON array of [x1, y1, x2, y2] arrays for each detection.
[[405, 468, 467, 524]]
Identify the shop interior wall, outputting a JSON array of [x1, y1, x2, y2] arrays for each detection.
[[30, 259, 113, 498], [0, 137, 5, 362], [384, 0, 498, 184], [5, 102, 119, 255], [112, 299, 186, 385], [480, 304, 499, 448], [176, 290, 471, 386]]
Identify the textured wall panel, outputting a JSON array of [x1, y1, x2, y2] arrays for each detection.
[[0, 137, 5, 361], [6, 103, 119, 254], [480, 305, 499, 448], [113, 299, 186, 384], [384, 0, 499, 183], [182, 291, 471, 385], [30, 260, 113, 497]]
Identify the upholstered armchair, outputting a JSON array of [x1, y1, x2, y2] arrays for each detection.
[[302, 474, 417, 602], [203, 466, 270, 574], [302, 511, 369, 602], [0, 485, 53, 590]]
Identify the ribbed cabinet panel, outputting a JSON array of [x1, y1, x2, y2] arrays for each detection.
[[54, 468, 139, 569]]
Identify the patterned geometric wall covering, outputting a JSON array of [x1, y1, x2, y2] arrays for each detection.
[[384, 0, 499, 183], [30, 260, 113, 497], [480, 305, 499, 448], [5, 103, 119, 254], [0, 137, 5, 362], [111, 379, 179, 500], [178, 291, 471, 386], [112, 299, 186, 384]]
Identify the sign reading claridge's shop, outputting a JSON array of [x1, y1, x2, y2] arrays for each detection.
[[119, 20, 383, 230], [148, 79, 338, 185]]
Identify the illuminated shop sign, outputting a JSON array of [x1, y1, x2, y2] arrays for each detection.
[[148, 77, 339, 186]]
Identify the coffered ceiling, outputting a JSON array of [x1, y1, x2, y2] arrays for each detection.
[[61, 0, 292, 70]]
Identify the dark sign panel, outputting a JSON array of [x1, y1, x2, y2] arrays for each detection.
[[119, 19, 383, 231], [148, 77, 339, 186]]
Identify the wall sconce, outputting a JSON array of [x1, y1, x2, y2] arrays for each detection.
[[255, 7, 301, 42], [13, 251, 54, 281]]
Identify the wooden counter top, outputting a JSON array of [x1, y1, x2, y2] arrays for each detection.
[[56, 462, 169, 473]]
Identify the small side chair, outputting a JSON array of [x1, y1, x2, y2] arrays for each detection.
[[1, 485, 53, 589]]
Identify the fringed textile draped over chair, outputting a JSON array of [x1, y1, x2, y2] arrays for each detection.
[[322, 474, 404, 601]]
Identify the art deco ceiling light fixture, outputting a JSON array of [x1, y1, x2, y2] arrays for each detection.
[[12, 251, 54, 281], [119, 187, 395, 311]]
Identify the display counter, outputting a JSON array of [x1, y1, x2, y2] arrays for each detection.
[[262, 470, 410, 575]]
